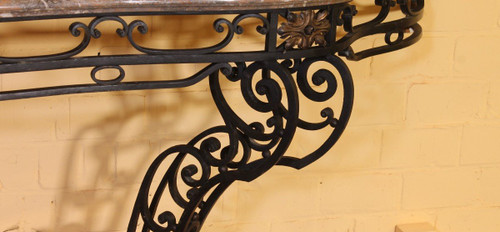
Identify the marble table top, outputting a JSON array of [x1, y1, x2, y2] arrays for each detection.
[[0, 0, 351, 19]]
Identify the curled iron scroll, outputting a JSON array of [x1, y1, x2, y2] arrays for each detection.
[[336, 0, 424, 61], [0, 14, 270, 64], [128, 59, 301, 231]]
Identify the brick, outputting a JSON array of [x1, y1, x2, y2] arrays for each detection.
[[0, 97, 69, 143], [0, 193, 25, 230], [371, 37, 454, 79], [436, 207, 500, 232], [344, 37, 375, 81], [145, 90, 225, 140], [406, 83, 488, 123], [0, 192, 55, 232], [55, 98, 71, 140], [356, 212, 436, 232], [461, 124, 500, 165], [402, 168, 480, 209], [0, 22, 95, 59], [422, 0, 499, 32], [454, 36, 500, 79], [0, 145, 39, 190], [477, 167, 500, 205], [396, 223, 437, 232], [1, 69, 90, 93], [82, 141, 116, 189], [115, 139, 154, 185], [351, 83, 407, 126], [146, 63, 216, 92], [20, 193, 56, 231], [319, 172, 402, 214], [54, 188, 137, 232], [205, 182, 239, 223], [69, 93, 147, 140], [55, 193, 87, 220], [270, 217, 354, 232], [38, 142, 84, 190], [485, 83, 500, 119], [304, 126, 382, 172], [204, 221, 271, 232], [151, 14, 267, 53], [236, 174, 320, 222], [83, 189, 136, 232], [151, 15, 221, 42], [381, 126, 461, 168], [146, 86, 289, 140]]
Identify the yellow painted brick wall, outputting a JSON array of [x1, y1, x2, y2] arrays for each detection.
[[0, 0, 499, 231]]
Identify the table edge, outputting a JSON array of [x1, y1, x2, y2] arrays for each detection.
[[0, 0, 352, 20]]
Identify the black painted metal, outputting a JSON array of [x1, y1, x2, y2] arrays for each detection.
[[0, 1, 423, 231]]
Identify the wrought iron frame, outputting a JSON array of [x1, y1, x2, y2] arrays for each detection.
[[0, 0, 423, 231]]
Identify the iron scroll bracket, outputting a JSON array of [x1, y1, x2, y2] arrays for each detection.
[[0, 1, 423, 231]]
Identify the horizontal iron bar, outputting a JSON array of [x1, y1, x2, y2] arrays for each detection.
[[0, 48, 338, 74], [0, 81, 198, 101], [0, 62, 230, 101]]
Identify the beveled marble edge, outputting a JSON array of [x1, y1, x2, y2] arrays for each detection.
[[0, 0, 352, 20]]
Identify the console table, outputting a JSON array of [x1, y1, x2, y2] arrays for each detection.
[[0, 0, 423, 231]]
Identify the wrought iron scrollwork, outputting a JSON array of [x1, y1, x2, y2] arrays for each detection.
[[278, 55, 354, 169], [337, 0, 424, 60], [128, 60, 302, 231], [127, 14, 269, 55], [0, 22, 91, 64], [0, 16, 131, 64], [0, 1, 423, 231], [125, 55, 354, 231], [0, 14, 270, 65]]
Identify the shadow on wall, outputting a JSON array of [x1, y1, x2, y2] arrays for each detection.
[[48, 15, 227, 232], [52, 92, 218, 231], [45, 14, 268, 231]]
